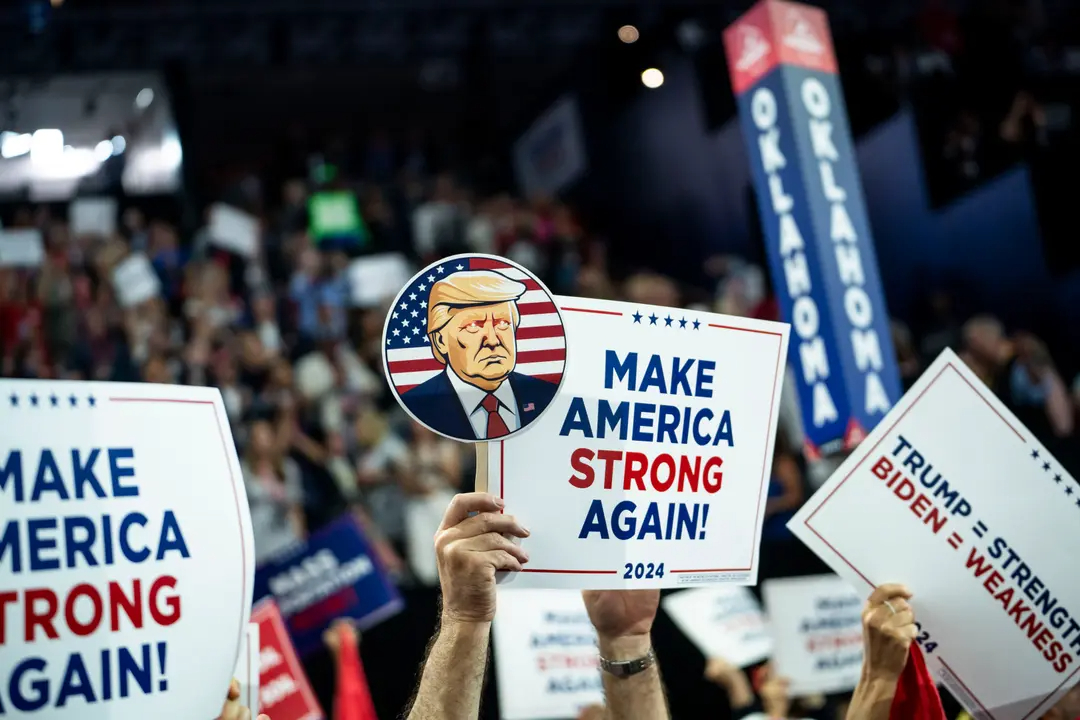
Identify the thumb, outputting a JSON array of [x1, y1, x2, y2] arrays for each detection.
[[257, 715, 271, 720]]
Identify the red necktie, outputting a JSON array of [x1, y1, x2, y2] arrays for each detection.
[[481, 393, 511, 439]]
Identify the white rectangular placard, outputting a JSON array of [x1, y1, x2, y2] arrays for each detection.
[[662, 587, 772, 668], [492, 589, 602, 720], [0, 228, 45, 267], [762, 575, 863, 695], [788, 348, 1080, 720], [348, 253, 413, 307], [70, 197, 118, 237], [491, 296, 789, 589], [112, 252, 162, 307], [209, 203, 260, 258], [232, 622, 261, 714], [0, 379, 255, 719]]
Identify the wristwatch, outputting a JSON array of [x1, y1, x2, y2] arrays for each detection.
[[599, 647, 657, 678]]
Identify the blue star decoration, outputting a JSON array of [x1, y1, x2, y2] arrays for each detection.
[[1031, 449, 1040, 459], [1043, 461, 1051, 472], [630, 308, 701, 330], [1055, 474, 1063, 484], [5, 391, 94, 409]]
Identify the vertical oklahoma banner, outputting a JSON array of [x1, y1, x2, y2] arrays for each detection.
[[724, 0, 901, 458]]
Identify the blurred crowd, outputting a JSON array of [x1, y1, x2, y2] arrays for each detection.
[[2, 147, 1079, 588]]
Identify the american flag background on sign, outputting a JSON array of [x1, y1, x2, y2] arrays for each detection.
[[384, 257, 566, 394]]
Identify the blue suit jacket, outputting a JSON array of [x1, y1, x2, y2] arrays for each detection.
[[401, 370, 558, 440]]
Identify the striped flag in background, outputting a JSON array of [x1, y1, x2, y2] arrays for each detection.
[[384, 256, 566, 394]]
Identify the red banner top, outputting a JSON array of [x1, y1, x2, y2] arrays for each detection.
[[722, 0, 838, 95]]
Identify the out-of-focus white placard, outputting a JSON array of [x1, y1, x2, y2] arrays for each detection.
[[492, 589, 602, 720], [348, 253, 413, 307], [112, 252, 162, 307], [513, 95, 588, 198], [762, 575, 863, 695], [662, 587, 772, 668], [209, 203, 260, 258], [490, 296, 790, 589], [0, 228, 45, 267], [70, 197, 118, 236], [788, 349, 1080, 720], [0, 379, 255, 719]]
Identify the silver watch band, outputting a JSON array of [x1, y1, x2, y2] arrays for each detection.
[[599, 647, 657, 678]]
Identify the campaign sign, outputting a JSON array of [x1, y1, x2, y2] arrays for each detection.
[[382, 254, 566, 444], [252, 600, 324, 720], [489, 297, 789, 589], [788, 349, 1080, 719], [0, 379, 254, 718], [492, 589, 602, 720], [762, 574, 863, 695], [724, 0, 901, 459], [253, 515, 403, 656], [662, 587, 772, 668]]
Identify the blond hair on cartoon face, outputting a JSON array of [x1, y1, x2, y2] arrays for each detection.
[[427, 271, 527, 389]]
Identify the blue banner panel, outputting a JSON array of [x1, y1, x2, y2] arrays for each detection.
[[725, 0, 902, 457], [253, 514, 403, 655]]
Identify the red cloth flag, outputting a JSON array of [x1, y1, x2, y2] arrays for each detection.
[[334, 624, 378, 720], [890, 645, 946, 720]]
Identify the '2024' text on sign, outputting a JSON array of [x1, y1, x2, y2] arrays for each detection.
[[490, 297, 790, 589]]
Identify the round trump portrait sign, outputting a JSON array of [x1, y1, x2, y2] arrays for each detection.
[[382, 254, 566, 443]]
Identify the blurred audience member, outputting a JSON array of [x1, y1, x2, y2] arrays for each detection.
[[243, 416, 306, 561]]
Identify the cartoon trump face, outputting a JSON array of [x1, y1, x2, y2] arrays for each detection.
[[428, 272, 523, 392], [384, 258, 564, 442]]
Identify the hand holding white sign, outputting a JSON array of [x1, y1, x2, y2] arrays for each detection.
[[861, 583, 917, 682], [220, 678, 270, 720], [435, 492, 531, 623]]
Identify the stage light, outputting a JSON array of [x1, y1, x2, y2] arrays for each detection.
[[1, 132, 32, 159], [94, 140, 114, 161], [641, 68, 664, 89], [135, 88, 154, 109], [111, 135, 127, 155], [618, 25, 639, 44], [30, 129, 64, 165]]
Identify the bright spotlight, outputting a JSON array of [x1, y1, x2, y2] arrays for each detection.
[[111, 135, 127, 155], [1, 132, 32, 159], [618, 25, 639, 44], [94, 139, 114, 162], [135, 88, 154, 110], [641, 68, 664, 89], [30, 129, 64, 165]]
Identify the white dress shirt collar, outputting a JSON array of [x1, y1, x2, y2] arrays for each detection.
[[445, 369, 519, 438]]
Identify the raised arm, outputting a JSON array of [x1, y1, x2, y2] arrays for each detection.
[[404, 492, 530, 720], [846, 583, 918, 720], [582, 590, 669, 720]]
